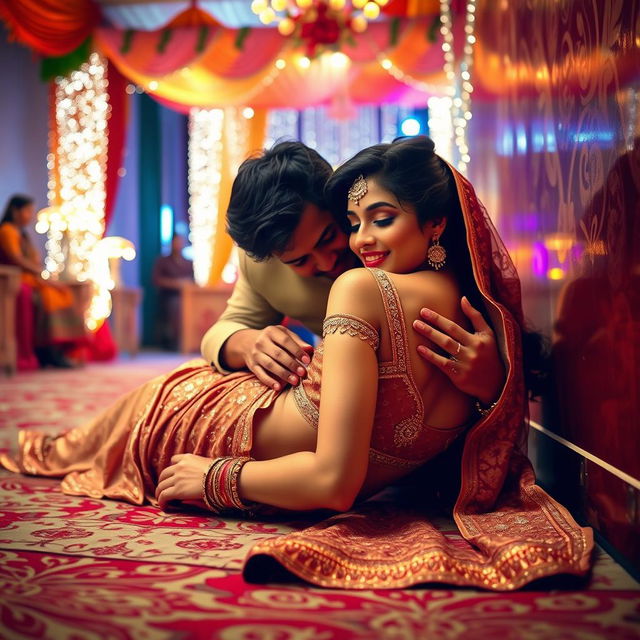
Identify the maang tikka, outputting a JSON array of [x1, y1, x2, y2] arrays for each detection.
[[347, 175, 368, 205], [427, 235, 447, 270]]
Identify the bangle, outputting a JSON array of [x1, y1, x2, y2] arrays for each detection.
[[202, 456, 255, 513], [475, 398, 498, 417]]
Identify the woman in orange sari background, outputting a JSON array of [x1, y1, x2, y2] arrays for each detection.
[[0, 194, 86, 367]]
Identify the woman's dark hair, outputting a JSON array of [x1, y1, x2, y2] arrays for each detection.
[[325, 136, 547, 401], [325, 136, 484, 312], [1, 194, 33, 225], [226, 141, 333, 261], [1, 194, 36, 259], [325, 136, 457, 228]]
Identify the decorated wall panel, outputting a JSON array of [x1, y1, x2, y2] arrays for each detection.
[[469, 0, 639, 568]]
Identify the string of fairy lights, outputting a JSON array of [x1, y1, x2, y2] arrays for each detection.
[[251, 0, 389, 34], [188, 109, 224, 287], [440, 0, 476, 174], [188, 106, 260, 285], [39, 52, 112, 330]]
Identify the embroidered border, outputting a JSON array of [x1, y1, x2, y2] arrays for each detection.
[[322, 314, 379, 350], [368, 448, 423, 470], [293, 384, 319, 428]]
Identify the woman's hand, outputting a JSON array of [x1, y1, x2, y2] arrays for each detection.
[[413, 296, 505, 405], [156, 453, 211, 509]]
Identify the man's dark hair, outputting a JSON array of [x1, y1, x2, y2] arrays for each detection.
[[226, 141, 332, 260]]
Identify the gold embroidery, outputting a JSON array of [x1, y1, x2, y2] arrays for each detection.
[[247, 526, 591, 590], [293, 384, 320, 428], [368, 449, 423, 470], [393, 416, 422, 448], [369, 269, 425, 447], [322, 314, 379, 350]]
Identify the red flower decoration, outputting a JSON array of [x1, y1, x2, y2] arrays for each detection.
[[291, 0, 356, 58]]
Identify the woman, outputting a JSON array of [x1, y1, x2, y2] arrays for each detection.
[[0, 195, 86, 367], [0, 139, 592, 589]]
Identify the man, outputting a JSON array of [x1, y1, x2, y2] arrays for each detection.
[[201, 141, 504, 407]]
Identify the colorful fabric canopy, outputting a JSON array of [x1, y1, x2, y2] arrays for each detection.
[[95, 18, 453, 111]]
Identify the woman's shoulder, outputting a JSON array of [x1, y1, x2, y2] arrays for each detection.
[[387, 270, 463, 318], [0, 221, 18, 235], [327, 268, 384, 325], [0, 222, 20, 246]]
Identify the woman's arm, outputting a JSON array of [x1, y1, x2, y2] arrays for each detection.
[[238, 317, 379, 511], [157, 269, 381, 512]]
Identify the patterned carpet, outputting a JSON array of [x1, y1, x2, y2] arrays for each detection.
[[1, 354, 639, 640]]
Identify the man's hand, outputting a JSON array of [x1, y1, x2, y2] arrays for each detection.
[[413, 296, 505, 404], [224, 326, 313, 391]]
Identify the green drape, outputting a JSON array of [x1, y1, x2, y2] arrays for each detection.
[[138, 93, 161, 346]]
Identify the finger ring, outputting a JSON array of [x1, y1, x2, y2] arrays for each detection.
[[450, 363, 459, 375], [455, 341, 461, 355]]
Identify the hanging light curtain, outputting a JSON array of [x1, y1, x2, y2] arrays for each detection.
[[188, 107, 267, 286]]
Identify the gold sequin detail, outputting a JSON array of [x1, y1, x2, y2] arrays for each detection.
[[293, 384, 319, 428], [370, 269, 424, 448], [322, 314, 379, 351]]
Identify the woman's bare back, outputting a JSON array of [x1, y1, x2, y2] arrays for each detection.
[[251, 268, 474, 497]]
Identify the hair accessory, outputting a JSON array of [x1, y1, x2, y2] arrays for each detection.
[[347, 175, 368, 205], [202, 456, 255, 513], [427, 236, 447, 270]]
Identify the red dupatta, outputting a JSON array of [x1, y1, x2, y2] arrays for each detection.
[[243, 165, 593, 590]]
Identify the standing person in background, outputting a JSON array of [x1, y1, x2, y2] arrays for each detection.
[[152, 233, 194, 350], [0, 194, 86, 368]]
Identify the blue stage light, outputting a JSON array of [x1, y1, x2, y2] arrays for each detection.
[[160, 204, 174, 251], [400, 117, 421, 137]]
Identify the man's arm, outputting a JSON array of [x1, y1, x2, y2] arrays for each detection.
[[200, 253, 313, 388], [413, 296, 505, 406]]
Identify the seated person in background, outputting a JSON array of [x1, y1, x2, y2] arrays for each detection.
[[152, 233, 194, 350], [0, 194, 86, 368]]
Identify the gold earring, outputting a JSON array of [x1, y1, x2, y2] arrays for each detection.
[[427, 235, 447, 270]]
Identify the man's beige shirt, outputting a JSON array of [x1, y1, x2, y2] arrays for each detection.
[[201, 249, 333, 372]]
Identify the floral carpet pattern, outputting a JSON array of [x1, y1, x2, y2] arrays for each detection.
[[1, 354, 639, 639]]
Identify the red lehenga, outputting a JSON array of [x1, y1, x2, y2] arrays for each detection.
[[242, 166, 593, 590], [0, 166, 593, 591]]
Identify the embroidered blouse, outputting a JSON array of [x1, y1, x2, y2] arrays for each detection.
[[293, 268, 468, 470]]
